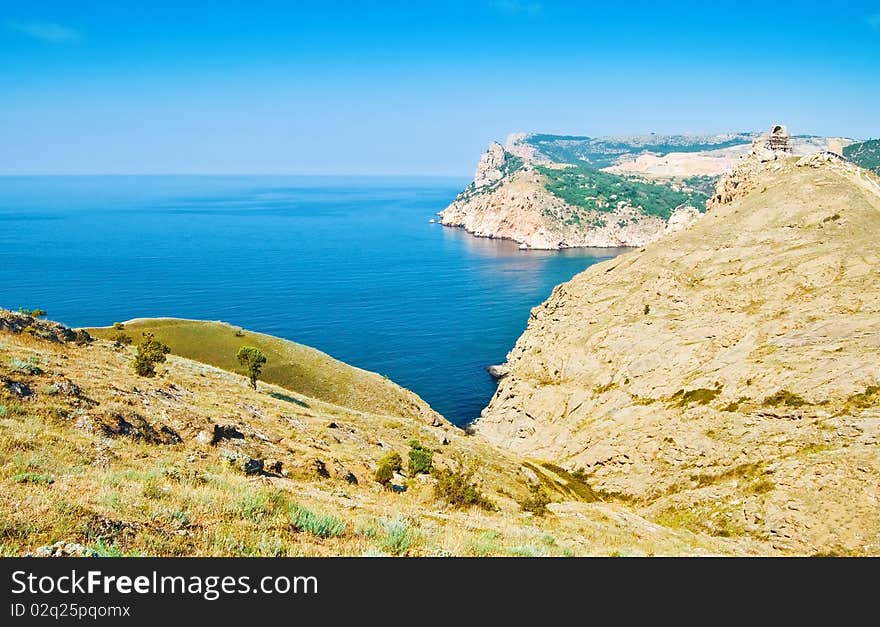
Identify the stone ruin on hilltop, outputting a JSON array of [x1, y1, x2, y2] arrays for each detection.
[[754, 124, 793, 154]]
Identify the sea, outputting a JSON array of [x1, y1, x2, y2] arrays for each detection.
[[0, 176, 627, 426]]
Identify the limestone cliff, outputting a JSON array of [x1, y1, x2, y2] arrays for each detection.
[[441, 130, 853, 250], [475, 153, 880, 554], [439, 143, 703, 249]]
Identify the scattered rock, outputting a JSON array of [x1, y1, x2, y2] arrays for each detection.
[[221, 450, 265, 476], [93, 411, 181, 445], [327, 421, 339, 429], [243, 458, 264, 476], [51, 377, 83, 397], [2, 377, 32, 398], [487, 364, 510, 380], [211, 424, 244, 444], [25, 541, 99, 558], [313, 459, 330, 479], [264, 459, 283, 475], [343, 471, 359, 485]]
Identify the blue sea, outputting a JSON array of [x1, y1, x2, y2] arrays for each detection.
[[0, 176, 626, 426]]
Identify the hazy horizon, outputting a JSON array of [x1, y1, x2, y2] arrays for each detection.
[[2, 1, 879, 175]]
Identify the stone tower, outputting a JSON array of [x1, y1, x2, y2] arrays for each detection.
[[767, 124, 792, 153]]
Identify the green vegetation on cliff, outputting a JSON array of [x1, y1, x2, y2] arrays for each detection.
[[844, 139, 880, 174], [524, 133, 752, 167], [536, 165, 709, 220]]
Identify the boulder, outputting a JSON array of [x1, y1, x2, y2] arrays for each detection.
[[487, 364, 510, 380]]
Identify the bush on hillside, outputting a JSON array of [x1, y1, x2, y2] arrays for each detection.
[[407, 440, 433, 476], [432, 462, 495, 511], [374, 451, 403, 487], [133, 332, 170, 377]]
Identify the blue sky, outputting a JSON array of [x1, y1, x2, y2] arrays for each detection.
[[2, 1, 878, 175]]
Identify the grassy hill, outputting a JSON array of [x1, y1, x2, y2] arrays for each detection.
[[844, 139, 880, 174], [0, 309, 766, 556], [87, 318, 440, 426]]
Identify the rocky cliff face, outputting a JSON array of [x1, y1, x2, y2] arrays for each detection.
[[441, 130, 852, 250], [473, 141, 508, 187], [475, 154, 880, 554], [439, 143, 702, 249]]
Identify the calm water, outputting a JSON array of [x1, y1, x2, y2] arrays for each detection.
[[0, 176, 626, 425]]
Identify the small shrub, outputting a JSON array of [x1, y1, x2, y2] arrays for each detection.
[[235, 489, 286, 522], [0, 405, 6, 418], [111, 331, 132, 347], [507, 545, 543, 557], [763, 389, 807, 408], [407, 440, 433, 476], [38, 384, 58, 395], [9, 356, 43, 375], [12, 472, 55, 485], [747, 477, 776, 495], [141, 478, 165, 500], [671, 386, 722, 407], [519, 483, 551, 516], [471, 531, 502, 556], [112, 322, 126, 330], [18, 308, 46, 318], [289, 504, 346, 538], [432, 464, 495, 511], [169, 509, 191, 528], [643, 304, 650, 315], [133, 332, 170, 377], [374, 451, 403, 487], [379, 515, 413, 555]]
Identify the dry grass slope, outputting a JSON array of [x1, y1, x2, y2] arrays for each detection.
[[1, 310, 771, 556]]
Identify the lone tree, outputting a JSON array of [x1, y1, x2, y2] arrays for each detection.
[[133, 332, 170, 377], [236, 346, 267, 390]]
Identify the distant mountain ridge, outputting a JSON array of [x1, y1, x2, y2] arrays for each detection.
[[440, 127, 856, 249]]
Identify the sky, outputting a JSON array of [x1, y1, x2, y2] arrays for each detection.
[[1, 1, 879, 175]]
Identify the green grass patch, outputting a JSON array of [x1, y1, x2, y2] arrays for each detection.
[[12, 472, 55, 485], [289, 504, 346, 538], [378, 516, 414, 556]]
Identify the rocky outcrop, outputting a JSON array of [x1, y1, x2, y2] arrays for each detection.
[[0, 310, 91, 344], [443, 128, 853, 250], [439, 159, 702, 249], [473, 142, 508, 188], [475, 155, 880, 554]]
